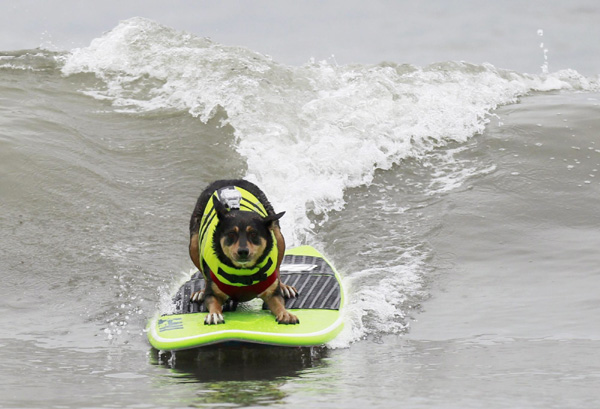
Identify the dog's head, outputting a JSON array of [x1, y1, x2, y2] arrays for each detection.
[[212, 196, 284, 268]]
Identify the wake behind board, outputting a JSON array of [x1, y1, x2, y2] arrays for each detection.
[[147, 246, 344, 350]]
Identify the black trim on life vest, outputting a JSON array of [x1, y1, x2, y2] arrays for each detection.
[[199, 210, 217, 252], [216, 258, 274, 286], [240, 197, 268, 217]]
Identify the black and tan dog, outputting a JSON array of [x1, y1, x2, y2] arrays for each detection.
[[188, 179, 299, 325]]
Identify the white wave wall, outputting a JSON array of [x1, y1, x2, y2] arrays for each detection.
[[62, 17, 597, 244]]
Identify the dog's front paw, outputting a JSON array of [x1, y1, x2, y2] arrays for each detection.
[[276, 311, 299, 325], [204, 313, 225, 325], [280, 283, 298, 299]]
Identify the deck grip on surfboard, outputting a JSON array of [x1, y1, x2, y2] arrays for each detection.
[[172, 254, 341, 314]]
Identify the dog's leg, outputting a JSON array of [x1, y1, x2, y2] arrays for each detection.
[[204, 295, 226, 325], [264, 294, 299, 324], [261, 280, 299, 325], [203, 283, 228, 325], [189, 233, 201, 271], [271, 226, 298, 299]]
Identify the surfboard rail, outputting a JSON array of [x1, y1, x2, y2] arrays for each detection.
[[147, 246, 344, 350]]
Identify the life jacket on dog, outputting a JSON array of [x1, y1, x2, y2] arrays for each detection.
[[197, 186, 279, 300]]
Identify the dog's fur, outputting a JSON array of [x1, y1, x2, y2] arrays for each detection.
[[189, 179, 299, 325]]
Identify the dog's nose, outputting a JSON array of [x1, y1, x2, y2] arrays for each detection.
[[237, 248, 249, 259]]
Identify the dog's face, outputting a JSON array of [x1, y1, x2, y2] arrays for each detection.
[[212, 196, 284, 268]]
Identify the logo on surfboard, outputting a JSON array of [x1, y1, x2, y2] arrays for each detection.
[[158, 317, 184, 332]]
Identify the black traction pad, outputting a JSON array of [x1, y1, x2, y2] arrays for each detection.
[[172, 254, 341, 314]]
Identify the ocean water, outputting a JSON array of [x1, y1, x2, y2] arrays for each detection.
[[1, 15, 600, 409]]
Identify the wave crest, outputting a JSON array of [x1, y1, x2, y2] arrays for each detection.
[[61, 17, 598, 244]]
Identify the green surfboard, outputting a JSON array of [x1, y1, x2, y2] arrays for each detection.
[[147, 246, 344, 350]]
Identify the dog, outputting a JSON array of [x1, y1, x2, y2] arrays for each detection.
[[188, 179, 299, 325]]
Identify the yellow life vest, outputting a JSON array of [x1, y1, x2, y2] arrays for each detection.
[[198, 186, 279, 296]]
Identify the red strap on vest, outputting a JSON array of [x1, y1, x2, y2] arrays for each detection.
[[210, 269, 279, 300]]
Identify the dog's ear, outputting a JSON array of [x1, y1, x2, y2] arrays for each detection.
[[212, 195, 228, 219], [263, 211, 285, 226]]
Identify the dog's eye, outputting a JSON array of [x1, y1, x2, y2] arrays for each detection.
[[225, 232, 237, 245], [248, 231, 260, 245]]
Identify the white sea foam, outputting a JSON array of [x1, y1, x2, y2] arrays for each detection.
[[327, 247, 428, 347], [62, 18, 599, 245], [61, 17, 600, 345]]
